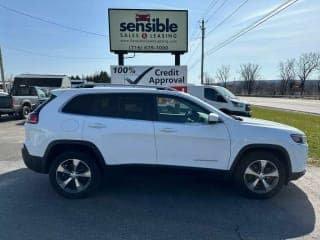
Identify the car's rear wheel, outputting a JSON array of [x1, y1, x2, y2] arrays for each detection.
[[234, 151, 286, 199], [21, 105, 31, 119], [49, 151, 102, 198]]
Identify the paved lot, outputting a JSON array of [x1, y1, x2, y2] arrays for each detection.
[[0, 116, 319, 240], [240, 97, 320, 115]]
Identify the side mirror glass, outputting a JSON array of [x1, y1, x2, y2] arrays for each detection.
[[208, 113, 220, 124]]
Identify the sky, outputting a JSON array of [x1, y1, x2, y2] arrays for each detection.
[[0, 0, 319, 84]]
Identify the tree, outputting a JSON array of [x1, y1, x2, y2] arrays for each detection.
[[70, 75, 81, 80], [204, 72, 214, 85], [279, 58, 296, 95], [215, 65, 230, 87], [84, 71, 111, 83], [239, 63, 260, 95], [296, 52, 320, 96]]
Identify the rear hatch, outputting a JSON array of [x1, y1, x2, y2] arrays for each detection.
[[0, 94, 13, 109]]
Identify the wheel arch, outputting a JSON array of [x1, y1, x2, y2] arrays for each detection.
[[21, 100, 32, 107], [230, 144, 292, 183], [44, 140, 106, 173]]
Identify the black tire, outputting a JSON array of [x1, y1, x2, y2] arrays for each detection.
[[234, 151, 286, 199], [20, 105, 31, 119], [49, 151, 102, 199]]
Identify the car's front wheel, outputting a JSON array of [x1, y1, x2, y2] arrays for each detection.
[[49, 151, 102, 198], [234, 151, 286, 199]]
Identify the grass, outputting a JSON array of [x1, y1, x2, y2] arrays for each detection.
[[251, 106, 320, 166]]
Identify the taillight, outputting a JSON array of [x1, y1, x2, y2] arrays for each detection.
[[27, 112, 39, 124]]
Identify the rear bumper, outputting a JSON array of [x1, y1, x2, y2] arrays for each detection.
[[22, 145, 48, 174], [0, 108, 16, 114], [289, 170, 306, 181]]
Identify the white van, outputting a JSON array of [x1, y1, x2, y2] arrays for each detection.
[[188, 84, 251, 117]]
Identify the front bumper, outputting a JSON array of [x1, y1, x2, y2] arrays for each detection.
[[230, 110, 251, 117], [22, 145, 48, 174]]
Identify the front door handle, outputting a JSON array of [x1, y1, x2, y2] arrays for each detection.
[[88, 123, 106, 129], [159, 128, 176, 133]]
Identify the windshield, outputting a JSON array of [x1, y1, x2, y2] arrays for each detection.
[[215, 86, 237, 99]]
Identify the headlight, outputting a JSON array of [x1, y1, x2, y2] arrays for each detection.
[[231, 101, 244, 108], [290, 134, 307, 144]]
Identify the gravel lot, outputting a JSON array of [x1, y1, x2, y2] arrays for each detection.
[[240, 97, 320, 115], [0, 116, 319, 240]]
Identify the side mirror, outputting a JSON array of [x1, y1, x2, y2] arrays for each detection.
[[216, 95, 226, 103], [208, 113, 221, 124]]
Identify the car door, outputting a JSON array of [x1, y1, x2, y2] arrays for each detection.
[[154, 94, 230, 170], [78, 93, 157, 165]]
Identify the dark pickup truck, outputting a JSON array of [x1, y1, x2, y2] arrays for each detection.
[[0, 92, 17, 117]]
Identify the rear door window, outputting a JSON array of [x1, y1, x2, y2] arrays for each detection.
[[62, 93, 154, 121]]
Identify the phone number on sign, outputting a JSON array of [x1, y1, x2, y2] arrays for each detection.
[[128, 45, 169, 51]]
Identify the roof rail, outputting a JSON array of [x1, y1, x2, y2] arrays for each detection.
[[78, 83, 177, 91]]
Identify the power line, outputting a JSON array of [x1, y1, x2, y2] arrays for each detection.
[[189, 0, 299, 71], [206, 0, 250, 37], [189, 0, 220, 42], [3, 46, 109, 60], [207, 0, 231, 22], [202, 0, 220, 19], [185, 42, 201, 64], [206, 0, 299, 56], [0, 3, 107, 37], [186, 0, 220, 62]]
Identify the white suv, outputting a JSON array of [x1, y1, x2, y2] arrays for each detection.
[[22, 86, 307, 199]]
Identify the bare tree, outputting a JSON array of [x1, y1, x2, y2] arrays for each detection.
[[296, 52, 320, 96], [215, 65, 230, 87], [239, 63, 260, 95], [204, 72, 214, 85], [279, 58, 296, 95]]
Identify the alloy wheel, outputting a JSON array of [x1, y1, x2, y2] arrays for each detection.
[[243, 159, 279, 194], [56, 159, 92, 193]]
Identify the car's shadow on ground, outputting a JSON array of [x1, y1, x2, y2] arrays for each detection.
[[0, 167, 315, 240], [0, 115, 24, 125]]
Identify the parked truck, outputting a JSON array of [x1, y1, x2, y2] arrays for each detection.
[[0, 92, 17, 118], [10, 74, 71, 118], [187, 84, 251, 117]]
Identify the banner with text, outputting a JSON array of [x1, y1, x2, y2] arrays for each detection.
[[111, 65, 187, 92]]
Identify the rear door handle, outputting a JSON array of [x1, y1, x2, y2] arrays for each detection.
[[88, 123, 106, 129], [159, 128, 176, 133]]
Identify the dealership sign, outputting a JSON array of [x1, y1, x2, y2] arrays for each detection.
[[111, 66, 187, 91], [108, 9, 188, 53]]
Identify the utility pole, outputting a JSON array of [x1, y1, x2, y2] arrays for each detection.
[[200, 19, 205, 85], [0, 47, 6, 92]]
